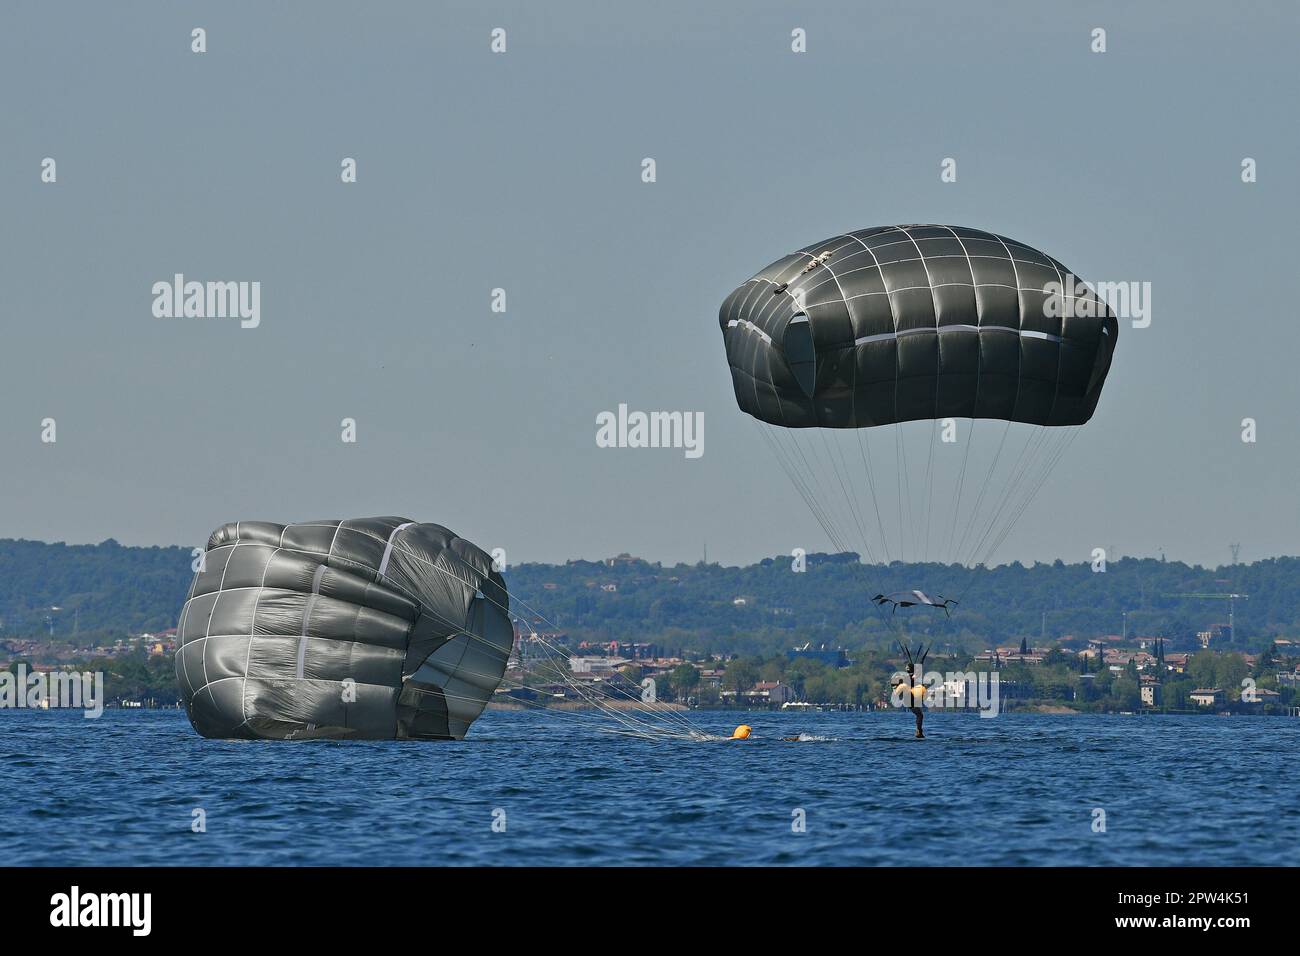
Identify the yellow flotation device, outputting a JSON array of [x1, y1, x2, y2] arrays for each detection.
[[731, 724, 752, 739]]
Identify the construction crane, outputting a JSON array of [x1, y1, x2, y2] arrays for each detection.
[[1164, 592, 1248, 639]]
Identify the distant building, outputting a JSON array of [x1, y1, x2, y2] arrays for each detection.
[[589, 640, 658, 660], [698, 668, 725, 689], [1243, 688, 1281, 707], [1189, 688, 1224, 707], [568, 656, 628, 676], [1139, 673, 1161, 707], [720, 681, 796, 706], [975, 649, 1043, 665], [752, 681, 797, 705]]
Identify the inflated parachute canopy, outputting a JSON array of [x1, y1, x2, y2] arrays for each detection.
[[175, 517, 511, 741], [720, 225, 1118, 428]]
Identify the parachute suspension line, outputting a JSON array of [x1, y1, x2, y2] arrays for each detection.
[[957, 424, 1045, 569], [511, 630, 710, 740], [789, 431, 854, 552], [756, 423, 843, 557], [828, 430, 879, 565], [921, 417, 939, 564], [781, 430, 856, 558], [802, 431, 855, 556], [420, 605, 700, 741], [904, 423, 923, 562], [972, 431, 1057, 569], [945, 416, 977, 569], [947, 421, 1041, 603], [855, 426, 892, 564], [751, 421, 902, 637], [359, 528, 712, 740], [894, 424, 908, 563], [986, 430, 1079, 564], [763, 423, 838, 544], [787, 428, 869, 560], [819, 428, 880, 567], [960, 424, 1051, 569], [953, 425, 1081, 606], [492, 575, 719, 742], [951, 419, 1012, 568], [778, 429, 861, 563], [965, 420, 1036, 568], [509, 622, 712, 740], [979, 426, 1082, 571], [408, 659, 689, 739], [523, 629, 718, 739]]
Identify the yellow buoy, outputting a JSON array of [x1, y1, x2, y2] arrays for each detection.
[[731, 724, 752, 739]]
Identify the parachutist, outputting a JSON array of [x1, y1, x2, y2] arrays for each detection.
[[898, 641, 930, 739], [719, 226, 1119, 743]]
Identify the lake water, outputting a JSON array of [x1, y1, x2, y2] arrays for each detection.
[[2, 708, 1295, 866]]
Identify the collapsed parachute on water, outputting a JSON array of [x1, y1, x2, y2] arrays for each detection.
[[175, 517, 511, 740], [719, 225, 1119, 607]]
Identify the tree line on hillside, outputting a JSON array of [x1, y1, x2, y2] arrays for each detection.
[[2, 537, 1296, 654], [507, 553, 1298, 655]]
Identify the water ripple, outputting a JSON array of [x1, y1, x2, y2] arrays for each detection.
[[1, 709, 1295, 865]]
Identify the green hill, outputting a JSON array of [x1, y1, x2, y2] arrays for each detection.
[[0, 537, 1295, 655]]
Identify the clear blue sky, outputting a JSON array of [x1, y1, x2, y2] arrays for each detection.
[[2, 0, 1296, 567]]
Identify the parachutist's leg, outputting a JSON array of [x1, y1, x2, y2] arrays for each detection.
[[912, 706, 925, 739]]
